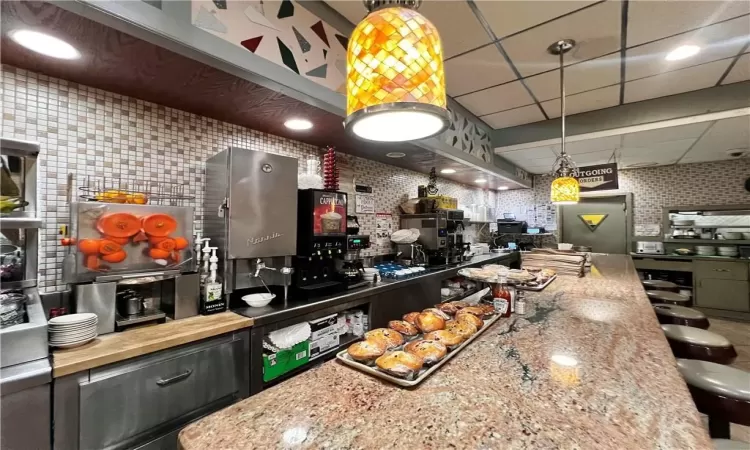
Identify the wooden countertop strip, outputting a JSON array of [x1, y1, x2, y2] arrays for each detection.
[[52, 312, 253, 378]]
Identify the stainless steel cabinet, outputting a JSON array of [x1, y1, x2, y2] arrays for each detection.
[[1, 359, 51, 450], [54, 330, 249, 450], [694, 261, 750, 312]]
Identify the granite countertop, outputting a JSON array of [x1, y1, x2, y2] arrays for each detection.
[[232, 252, 519, 326], [52, 312, 253, 378], [178, 254, 711, 449]]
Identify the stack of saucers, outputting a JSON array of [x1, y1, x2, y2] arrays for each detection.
[[48, 313, 98, 349], [718, 246, 738, 257], [695, 246, 716, 256]]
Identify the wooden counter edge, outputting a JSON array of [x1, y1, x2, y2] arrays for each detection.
[[52, 312, 253, 378]]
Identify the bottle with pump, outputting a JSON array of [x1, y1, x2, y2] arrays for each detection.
[[200, 247, 225, 315], [199, 239, 212, 286]]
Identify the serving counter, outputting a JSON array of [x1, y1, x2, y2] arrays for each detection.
[[178, 254, 711, 449]]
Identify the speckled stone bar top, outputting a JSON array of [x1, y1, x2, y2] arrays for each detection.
[[179, 255, 711, 449]]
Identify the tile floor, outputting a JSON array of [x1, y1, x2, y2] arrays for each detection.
[[697, 317, 750, 444]]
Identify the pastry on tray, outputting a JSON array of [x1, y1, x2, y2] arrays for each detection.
[[452, 301, 469, 309], [376, 351, 424, 379], [423, 329, 464, 347], [364, 328, 404, 349], [404, 339, 447, 365], [455, 311, 484, 329], [388, 320, 419, 338], [402, 311, 420, 326], [435, 302, 461, 316], [415, 311, 446, 333], [347, 339, 387, 365], [445, 320, 478, 340], [422, 307, 451, 320], [459, 306, 492, 319], [478, 304, 496, 315]]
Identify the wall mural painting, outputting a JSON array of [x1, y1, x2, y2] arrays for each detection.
[[192, 0, 348, 92]]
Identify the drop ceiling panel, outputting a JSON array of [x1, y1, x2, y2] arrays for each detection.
[[626, 0, 750, 47], [524, 53, 621, 101], [419, 1, 493, 58], [456, 81, 535, 116], [722, 53, 750, 85], [541, 85, 620, 118], [569, 149, 616, 164], [624, 59, 730, 103], [621, 122, 712, 147], [564, 135, 622, 154], [619, 138, 697, 159], [625, 16, 750, 81], [501, 1, 622, 77], [687, 116, 750, 155], [475, 1, 597, 40], [482, 104, 545, 129], [444, 45, 517, 96], [498, 145, 557, 160]]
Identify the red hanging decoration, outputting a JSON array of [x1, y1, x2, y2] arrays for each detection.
[[323, 146, 339, 191]]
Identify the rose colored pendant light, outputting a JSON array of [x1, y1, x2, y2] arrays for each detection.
[[548, 39, 580, 205], [345, 0, 449, 142]]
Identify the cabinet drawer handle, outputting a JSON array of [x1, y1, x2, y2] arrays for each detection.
[[713, 269, 731, 272], [156, 369, 193, 387]]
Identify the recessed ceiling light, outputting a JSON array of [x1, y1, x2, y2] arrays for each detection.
[[9, 29, 81, 60], [385, 152, 406, 158], [475, 178, 487, 183], [498, 186, 509, 190], [284, 118, 313, 130], [440, 169, 456, 174], [665, 45, 700, 61]]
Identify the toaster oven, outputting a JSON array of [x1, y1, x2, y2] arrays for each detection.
[[636, 241, 665, 254]]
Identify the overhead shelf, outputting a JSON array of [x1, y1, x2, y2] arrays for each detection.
[[1, 216, 44, 229], [665, 239, 750, 245]]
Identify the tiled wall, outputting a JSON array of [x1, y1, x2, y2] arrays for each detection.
[[1, 65, 495, 293], [497, 159, 750, 235]]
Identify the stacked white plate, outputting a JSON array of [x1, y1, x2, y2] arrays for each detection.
[[391, 228, 420, 244], [48, 313, 98, 349], [718, 246, 738, 257], [695, 246, 716, 256]]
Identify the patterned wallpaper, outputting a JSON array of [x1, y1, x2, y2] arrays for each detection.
[[497, 159, 750, 236], [441, 107, 493, 163], [192, 0, 348, 91], [1, 65, 495, 293]]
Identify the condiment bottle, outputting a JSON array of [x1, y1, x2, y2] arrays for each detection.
[[492, 278, 512, 317]]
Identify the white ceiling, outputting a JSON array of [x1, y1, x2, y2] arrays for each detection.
[[494, 112, 750, 173], [326, 0, 750, 130]]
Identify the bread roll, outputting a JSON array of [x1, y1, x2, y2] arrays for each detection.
[[347, 339, 386, 364], [402, 312, 420, 326], [455, 311, 484, 329], [423, 329, 464, 347]]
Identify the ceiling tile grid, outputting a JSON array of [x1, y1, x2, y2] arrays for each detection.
[[457, 80, 535, 116], [623, 58, 732, 103], [722, 52, 750, 84]]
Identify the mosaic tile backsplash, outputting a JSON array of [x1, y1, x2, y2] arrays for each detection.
[[497, 159, 750, 236], [1, 65, 495, 293]]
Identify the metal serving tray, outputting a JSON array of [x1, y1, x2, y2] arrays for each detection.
[[515, 274, 557, 291], [336, 312, 502, 387]]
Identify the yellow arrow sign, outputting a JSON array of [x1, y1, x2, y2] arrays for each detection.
[[578, 214, 608, 232]]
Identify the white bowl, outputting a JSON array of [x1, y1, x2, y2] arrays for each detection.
[[557, 243, 573, 251], [723, 232, 742, 240], [241, 293, 275, 308]]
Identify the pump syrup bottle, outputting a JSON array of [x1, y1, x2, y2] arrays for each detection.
[[200, 247, 225, 315]]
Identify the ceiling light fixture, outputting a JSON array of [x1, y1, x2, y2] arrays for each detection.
[[665, 44, 700, 61], [440, 169, 456, 174], [548, 39, 580, 205], [284, 118, 313, 130], [385, 152, 406, 158], [9, 29, 81, 60], [498, 186, 509, 190], [344, 0, 449, 142], [475, 178, 487, 183]]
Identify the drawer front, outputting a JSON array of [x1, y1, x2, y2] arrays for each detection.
[[79, 338, 241, 450], [695, 260, 748, 281], [632, 258, 693, 272], [696, 279, 750, 312]]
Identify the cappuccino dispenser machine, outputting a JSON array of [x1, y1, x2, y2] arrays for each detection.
[[292, 189, 349, 297], [204, 147, 298, 306]]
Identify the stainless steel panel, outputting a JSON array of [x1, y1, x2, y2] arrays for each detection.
[[163, 273, 199, 319], [0, 288, 48, 368], [74, 282, 117, 335], [227, 147, 297, 259], [79, 337, 242, 450], [1, 381, 50, 450]]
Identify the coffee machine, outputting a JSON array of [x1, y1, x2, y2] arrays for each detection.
[[444, 209, 465, 264], [341, 234, 371, 289], [399, 211, 449, 267], [292, 189, 348, 297]]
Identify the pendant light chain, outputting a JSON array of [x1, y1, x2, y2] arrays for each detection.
[[559, 49, 566, 159]]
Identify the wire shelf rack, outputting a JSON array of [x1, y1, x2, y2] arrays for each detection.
[[74, 175, 194, 206]]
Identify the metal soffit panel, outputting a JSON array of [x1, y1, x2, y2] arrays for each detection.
[[326, 0, 750, 130], [0, 1, 527, 190]]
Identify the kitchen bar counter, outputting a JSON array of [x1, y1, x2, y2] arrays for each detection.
[[630, 252, 749, 262], [178, 254, 711, 449], [233, 252, 520, 326], [52, 311, 253, 377]]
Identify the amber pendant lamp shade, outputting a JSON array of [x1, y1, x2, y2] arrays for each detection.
[[345, 0, 450, 142], [548, 39, 580, 205]]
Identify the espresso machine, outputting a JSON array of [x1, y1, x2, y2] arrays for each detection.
[[399, 211, 449, 267], [444, 209, 465, 264], [292, 189, 348, 297], [341, 234, 371, 289]]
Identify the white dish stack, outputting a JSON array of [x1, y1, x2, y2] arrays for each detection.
[[717, 246, 739, 257], [695, 246, 717, 256], [48, 313, 98, 349]]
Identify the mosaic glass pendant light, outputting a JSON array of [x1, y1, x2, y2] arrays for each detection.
[[345, 0, 449, 142], [549, 39, 580, 205]]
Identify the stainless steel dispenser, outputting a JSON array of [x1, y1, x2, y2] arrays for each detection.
[[204, 147, 298, 297]]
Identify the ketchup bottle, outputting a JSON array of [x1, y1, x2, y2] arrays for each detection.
[[492, 279, 512, 317]]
